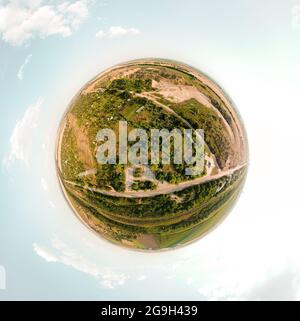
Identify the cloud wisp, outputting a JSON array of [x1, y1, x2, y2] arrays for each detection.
[[17, 53, 32, 80], [33, 243, 58, 263], [96, 26, 140, 39], [33, 237, 128, 289], [3, 98, 42, 168]]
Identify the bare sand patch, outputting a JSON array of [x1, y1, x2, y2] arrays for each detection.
[[136, 234, 158, 249], [68, 114, 96, 169], [152, 79, 212, 107]]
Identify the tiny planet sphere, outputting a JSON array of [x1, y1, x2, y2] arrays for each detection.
[[56, 59, 248, 250]]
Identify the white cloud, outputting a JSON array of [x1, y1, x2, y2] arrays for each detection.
[[34, 237, 128, 289], [41, 177, 48, 191], [186, 277, 193, 285], [17, 53, 32, 80], [48, 200, 56, 208], [0, 0, 89, 46], [96, 26, 140, 39], [292, 5, 300, 30], [3, 98, 42, 168], [33, 243, 58, 262], [95, 29, 104, 38]]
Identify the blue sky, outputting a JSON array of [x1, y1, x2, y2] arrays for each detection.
[[1, 0, 300, 300]]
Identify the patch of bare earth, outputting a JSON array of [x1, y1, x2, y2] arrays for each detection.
[[169, 194, 184, 203], [121, 239, 134, 247], [136, 234, 159, 249], [152, 79, 212, 106], [68, 113, 96, 170]]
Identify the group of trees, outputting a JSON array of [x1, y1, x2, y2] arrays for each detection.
[[131, 180, 156, 191], [109, 78, 152, 93], [96, 164, 125, 192], [172, 99, 231, 169]]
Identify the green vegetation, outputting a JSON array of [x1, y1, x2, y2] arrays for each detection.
[[109, 78, 152, 92], [57, 60, 247, 250], [133, 167, 143, 178], [62, 168, 245, 246], [66, 167, 245, 221], [60, 125, 84, 181], [96, 164, 125, 192], [131, 181, 156, 191], [171, 99, 232, 168]]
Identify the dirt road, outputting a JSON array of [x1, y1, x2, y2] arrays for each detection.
[[65, 163, 246, 198]]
